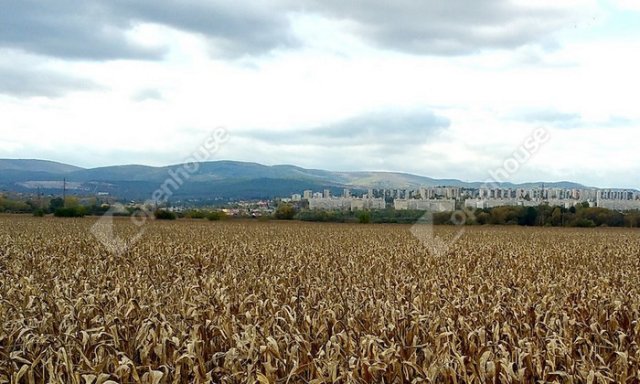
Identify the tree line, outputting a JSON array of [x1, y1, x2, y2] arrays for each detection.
[[2, 194, 639, 227], [460, 203, 639, 227], [277, 203, 640, 227]]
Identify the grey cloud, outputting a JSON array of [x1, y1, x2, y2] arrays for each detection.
[[113, 0, 298, 58], [1, 0, 588, 61], [512, 45, 577, 68], [241, 110, 450, 147], [0, 0, 296, 61], [512, 109, 635, 129], [0, 1, 165, 60], [297, 0, 584, 55], [0, 63, 101, 98], [313, 110, 449, 143], [603, 116, 634, 127], [516, 110, 583, 128], [132, 89, 163, 102]]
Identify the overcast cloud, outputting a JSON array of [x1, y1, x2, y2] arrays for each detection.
[[0, 64, 99, 98], [0, 1, 164, 60], [1, 0, 594, 60], [299, 0, 590, 55], [241, 110, 449, 148], [1, 0, 296, 60], [0, 0, 639, 189]]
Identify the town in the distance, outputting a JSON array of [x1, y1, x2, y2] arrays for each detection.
[[1, 159, 639, 226], [291, 186, 640, 212]]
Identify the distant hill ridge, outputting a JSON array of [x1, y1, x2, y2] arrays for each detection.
[[0, 158, 597, 200], [0, 159, 83, 173]]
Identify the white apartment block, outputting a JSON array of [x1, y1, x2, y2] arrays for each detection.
[[464, 199, 539, 209], [394, 199, 455, 212], [596, 189, 640, 210], [597, 189, 639, 201], [350, 198, 386, 211], [308, 197, 385, 211], [300, 186, 639, 212], [419, 187, 461, 200], [467, 187, 639, 211], [597, 200, 640, 210]]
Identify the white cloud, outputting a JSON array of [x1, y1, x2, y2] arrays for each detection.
[[0, 0, 639, 188], [610, 0, 640, 11]]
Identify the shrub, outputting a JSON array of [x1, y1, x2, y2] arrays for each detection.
[[275, 204, 296, 220], [54, 207, 86, 217], [33, 209, 45, 217], [358, 211, 371, 224], [574, 218, 596, 228], [49, 197, 65, 212], [154, 210, 177, 220], [185, 210, 207, 219], [207, 211, 226, 221]]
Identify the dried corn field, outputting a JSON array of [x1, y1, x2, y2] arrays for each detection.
[[1, 216, 640, 383]]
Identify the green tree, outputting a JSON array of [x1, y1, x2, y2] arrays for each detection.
[[624, 211, 640, 227], [537, 204, 554, 226], [207, 211, 226, 221], [518, 207, 538, 226], [185, 210, 207, 219], [154, 210, 177, 220], [54, 206, 86, 217], [357, 211, 371, 224], [476, 211, 491, 225], [574, 218, 596, 227], [275, 204, 296, 220], [550, 207, 562, 226], [64, 196, 80, 208], [49, 197, 64, 212]]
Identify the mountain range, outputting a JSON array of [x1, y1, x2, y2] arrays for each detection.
[[0, 158, 590, 201]]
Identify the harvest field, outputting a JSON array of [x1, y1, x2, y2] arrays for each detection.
[[1, 216, 639, 383]]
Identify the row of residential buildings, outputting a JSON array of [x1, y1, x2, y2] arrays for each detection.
[[307, 197, 386, 211], [292, 187, 465, 201], [467, 187, 640, 210], [291, 186, 640, 212]]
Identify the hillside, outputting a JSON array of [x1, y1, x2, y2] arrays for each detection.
[[0, 158, 590, 200], [0, 159, 82, 174]]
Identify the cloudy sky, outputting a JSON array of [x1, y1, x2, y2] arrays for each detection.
[[1, 0, 638, 188]]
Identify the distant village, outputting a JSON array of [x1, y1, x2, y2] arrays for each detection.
[[282, 186, 640, 212]]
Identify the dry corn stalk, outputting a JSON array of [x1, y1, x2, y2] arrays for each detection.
[[1, 216, 639, 383]]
